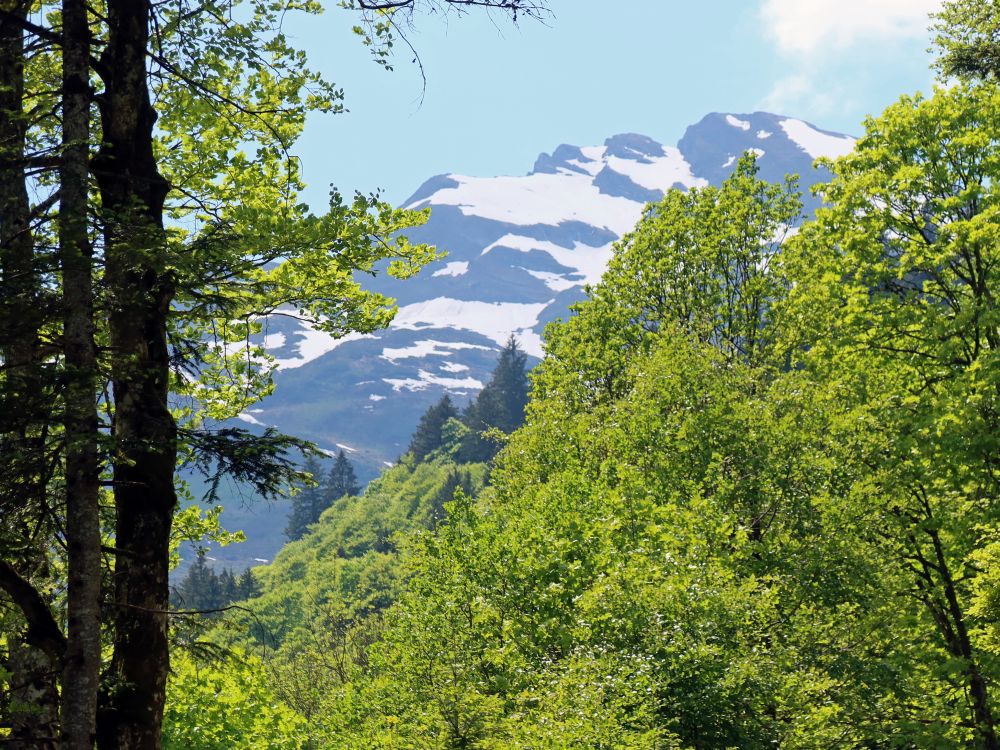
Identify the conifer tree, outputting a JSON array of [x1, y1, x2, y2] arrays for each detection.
[[284, 456, 327, 542], [173, 555, 220, 612], [284, 451, 360, 541], [458, 336, 530, 462], [327, 450, 361, 500], [237, 569, 261, 601], [408, 395, 459, 460], [217, 569, 237, 606], [172, 558, 257, 613]]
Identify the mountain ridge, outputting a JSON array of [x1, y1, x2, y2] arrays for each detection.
[[208, 111, 856, 570]]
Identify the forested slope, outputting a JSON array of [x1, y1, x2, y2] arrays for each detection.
[[165, 76, 1000, 750]]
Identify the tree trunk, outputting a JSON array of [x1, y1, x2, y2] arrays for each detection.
[[92, 0, 174, 748], [929, 525, 999, 750], [59, 0, 103, 744], [0, 2, 61, 744]]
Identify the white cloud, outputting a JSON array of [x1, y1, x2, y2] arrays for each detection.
[[761, 72, 843, 117], [761, 0, 942, 55]]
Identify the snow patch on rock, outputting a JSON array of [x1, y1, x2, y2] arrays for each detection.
[[382, 339, 493, 363], [390, 298, 550, 349], [606, 147, 707, 192], [520, 267, 581, 293], [407, 172, 642, 235], [272, 329, 379, 370], [432, 261, 469, 277], [483, 234, 614, 286], [515, 328, 545, 358], [383, 370, 485, 393], [726, 115, 751, 131], [780, 118, 855, 160]]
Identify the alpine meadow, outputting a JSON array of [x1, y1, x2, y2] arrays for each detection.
[[1, 1, 1000, 749]]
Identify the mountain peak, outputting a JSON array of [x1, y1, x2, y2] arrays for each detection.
[[603, 133, 665, 161], [263, 112, 855, 471], [531, 143, 591, 175]]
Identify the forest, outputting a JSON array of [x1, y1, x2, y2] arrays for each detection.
[[0, 0, 999, 748]]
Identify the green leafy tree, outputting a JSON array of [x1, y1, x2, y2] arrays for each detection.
[[533, 152, 800, 414], [371, 328, 900, 747], [224, 454, 488, 653], [335, 154, 899, 748], [933, 0, 1000, 81], [781, 81, 1000, 748], [163, 650, 306, 750], [426, 469, 473, 529]]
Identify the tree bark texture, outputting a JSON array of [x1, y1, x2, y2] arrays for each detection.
[[0, 2, 61, 745], [92, 0, 174, 747], [59, 0, 103, 744]]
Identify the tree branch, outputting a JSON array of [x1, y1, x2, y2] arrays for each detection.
[[0, 560, 66, 662]]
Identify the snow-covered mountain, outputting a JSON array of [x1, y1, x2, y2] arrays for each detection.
[[212, 111, 855, 568]]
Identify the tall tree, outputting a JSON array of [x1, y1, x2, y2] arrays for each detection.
[[327, 450, 361, 501], [92, 0, 179, 741], [0, 0, 62, 743], [458, 336, 530, 462], [408, 395, 459, 460], [783, 81, 1000, 748], [286, 456, 333, 542], [59, 0, 102, 743]]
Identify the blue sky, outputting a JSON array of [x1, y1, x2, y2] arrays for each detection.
[[286, 0, 942, 209]]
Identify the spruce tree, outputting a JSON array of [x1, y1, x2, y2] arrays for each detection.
[[458, 336, 530, 463], [408, 395, 459, 460], [172, 558, 259, 614], [237, 568, 261, 600], [285, 451, 360, 541], [327, 449, 361, 500], [284, 455, 327, 541], [488, 335, 530, 433], [174, 554, 220, 612], [217, 569, 237, 605]]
